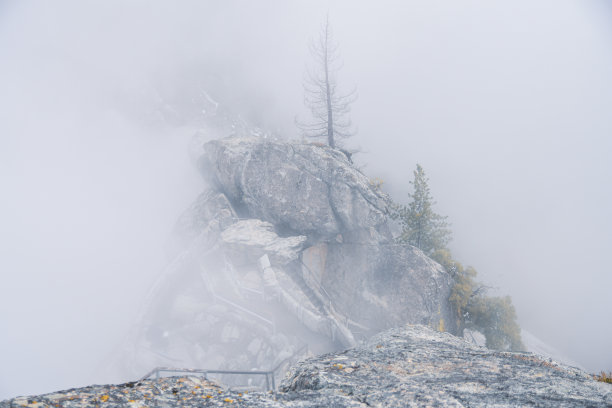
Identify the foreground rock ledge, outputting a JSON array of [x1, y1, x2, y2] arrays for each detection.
[[3, 325, 610, 407]]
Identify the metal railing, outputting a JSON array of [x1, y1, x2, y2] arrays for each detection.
[[212, 291, 276, 332], [199, 260, 276, 333], [139, 344, 308, 391]]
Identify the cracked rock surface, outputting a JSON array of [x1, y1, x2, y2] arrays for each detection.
[[282, 325, 612, 407], [199, 137, 390, 240], [221, 219, 307, 266], [4, 325, 610, 407], [196, 136, 458, 336]]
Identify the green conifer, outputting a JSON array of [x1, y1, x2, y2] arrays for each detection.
[[395, 164, 451, 255]]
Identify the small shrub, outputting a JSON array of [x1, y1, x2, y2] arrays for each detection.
[[432, 248, 524, 351], [594, 371, 612, 384], [369, 177, 384, 191]]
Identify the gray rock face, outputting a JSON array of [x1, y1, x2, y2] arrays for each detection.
[[172, 188, 237, 250], [5, 325, 610, 407], [321, 242, 455, 335], [281, 324, 612, 407], [196, 136, 457, 337], [200, 137, 391, 240], [107, 135, 457, 385], [221, 219, 307, 266]]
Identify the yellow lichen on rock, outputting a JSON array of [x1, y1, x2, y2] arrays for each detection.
[[438, 318, 445, 332]]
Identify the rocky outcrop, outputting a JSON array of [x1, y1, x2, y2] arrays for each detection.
[[6, 325, 610, 407], [321, 242, 454, 334], [172, 188, 237, 251], [106, 135, 458, 384], [197, 137, 457, 336], [199, 137, 391, 240], [282, 324, 612, 407], [220, 219, 306, 266]]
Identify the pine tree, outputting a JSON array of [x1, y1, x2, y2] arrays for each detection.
[[394, 164, 451, 255]]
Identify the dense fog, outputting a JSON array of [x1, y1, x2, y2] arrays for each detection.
[[1, 0, 611, 399]]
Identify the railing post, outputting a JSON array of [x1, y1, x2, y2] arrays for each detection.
[[140, 344, 309, 391]]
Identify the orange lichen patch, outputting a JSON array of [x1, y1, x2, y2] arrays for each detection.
[[513, 354, 559, 368], [384, 363, 411, 377], [223, 397, 234, 403], [204, 395, 213, 399], [473, 360, 501, 374], [332, 363, 344, 370], [511, 354, 564, 372], [454, 382, 488, 393], [512, 355, 546, 364]]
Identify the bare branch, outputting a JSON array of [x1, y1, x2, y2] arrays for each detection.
[[298, 17, 357, 149]]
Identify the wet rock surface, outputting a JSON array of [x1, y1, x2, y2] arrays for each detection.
[[200, 137, 391, 239], [193, 136, 458, 337], [107, 136, 459, 383], [282, 325, 612, 407], [221, 219, 307, 266], [321, 241, 455, 336], [5, 325, 610, 407]]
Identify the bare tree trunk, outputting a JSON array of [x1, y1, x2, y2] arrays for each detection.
[[323, 19, 335, 149], [296, 16, 354, 148]]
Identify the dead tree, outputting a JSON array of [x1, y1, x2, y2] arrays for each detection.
[[297, 17, 357, 149]]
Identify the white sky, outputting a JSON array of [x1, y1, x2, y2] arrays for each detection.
[[1, 0, 611, 399]]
